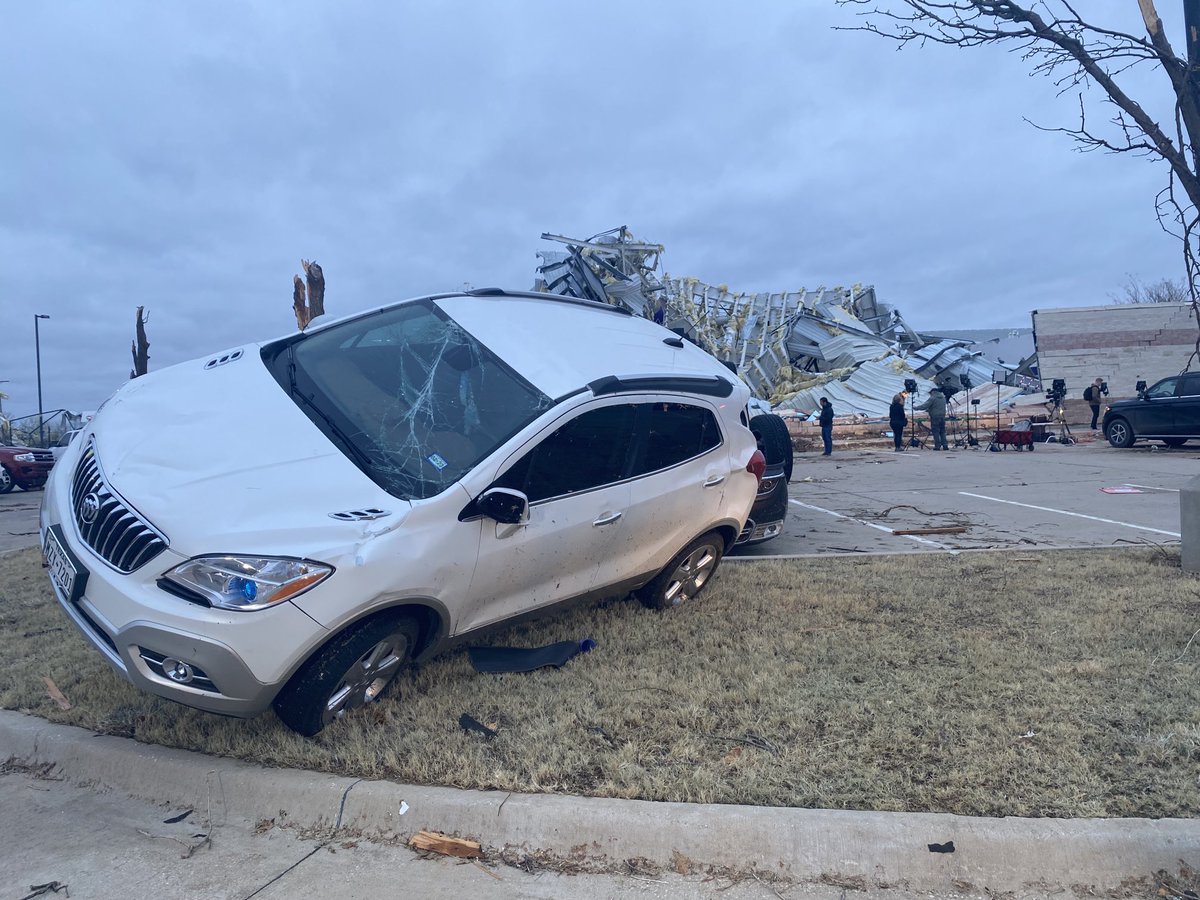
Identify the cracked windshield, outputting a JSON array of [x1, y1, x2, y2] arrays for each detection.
[[279, 300, 552, 499]]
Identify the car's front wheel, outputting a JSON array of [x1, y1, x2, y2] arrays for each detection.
[[637, 531, 725, 610], [1106, 418, 1135, 448], [273, 614, 419, 736], [0, 466, 13, 494]]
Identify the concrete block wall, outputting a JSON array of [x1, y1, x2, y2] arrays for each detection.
[[1032, 303, 1198, 396]]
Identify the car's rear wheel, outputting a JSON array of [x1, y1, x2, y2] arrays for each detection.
[[1163, 438, 1188, 448], [0, 466, 13, 494], [637, 531, 725, 610], [273, 615, 419, 736], [749, 413, 793, 481], [1106, 418, 1135, 448]]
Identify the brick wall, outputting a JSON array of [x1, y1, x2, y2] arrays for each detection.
[[1032, 303, 1198, 395]]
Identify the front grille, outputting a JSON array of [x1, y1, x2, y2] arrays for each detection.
[[71, 441, 167, 573], [30, 449, 53, 464]]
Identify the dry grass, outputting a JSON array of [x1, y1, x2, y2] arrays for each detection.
[[2, 545, 1198, 818]]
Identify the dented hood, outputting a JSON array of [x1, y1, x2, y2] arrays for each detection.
[[87, 347, 408, 558]]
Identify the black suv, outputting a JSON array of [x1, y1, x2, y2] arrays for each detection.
[[1103, 372, 1200, 448]]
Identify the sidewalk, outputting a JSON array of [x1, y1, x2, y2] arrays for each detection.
[[2, 710, 1197, 895]]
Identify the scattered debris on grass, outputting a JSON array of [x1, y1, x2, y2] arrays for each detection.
[[41, 677, 70, 711], [459, 713, 498, 738], [18, 882, 69, 900]]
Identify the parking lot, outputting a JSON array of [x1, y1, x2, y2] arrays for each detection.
[[4, 440, 1191, 560], [733, 438, 1192, 557]]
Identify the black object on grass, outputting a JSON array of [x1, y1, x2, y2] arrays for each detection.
[[927, 841, 956, 854], [459, 714, 498, 738], [468, 639, 595, 674]]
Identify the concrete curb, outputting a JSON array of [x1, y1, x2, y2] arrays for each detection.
[[2, 711, 1197, 893]]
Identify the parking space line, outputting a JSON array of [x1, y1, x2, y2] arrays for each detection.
[[1123, 483, 1181, 493], [957, 491, 1181, 537], [788, 498, 953, 549]]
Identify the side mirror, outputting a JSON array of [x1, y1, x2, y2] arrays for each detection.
[[476, 488, 528, 525]]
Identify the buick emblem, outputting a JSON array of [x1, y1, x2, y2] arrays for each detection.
[[80, 492, 102, 524]]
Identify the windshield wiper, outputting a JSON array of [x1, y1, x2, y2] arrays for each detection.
[[286, 348, 378, 473]]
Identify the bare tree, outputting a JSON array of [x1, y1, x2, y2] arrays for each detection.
[[291, 259, 326, 330], [837, 0, 1200, 367], [1111, 272, 1191, 302], [130, 306, 149, 379]]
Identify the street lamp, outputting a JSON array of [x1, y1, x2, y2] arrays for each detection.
[[35, 314, 49, 447]]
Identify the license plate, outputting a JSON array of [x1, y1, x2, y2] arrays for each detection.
[[44, 525, 87, 604]]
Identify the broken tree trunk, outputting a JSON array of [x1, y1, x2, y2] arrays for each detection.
[[302, 259, 325, 319], [408, 831, 483, 858], [292, 259, 326, 330], [130, 306, 149, 379]]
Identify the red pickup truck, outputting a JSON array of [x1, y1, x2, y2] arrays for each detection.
[[0, 444, 55, 493]]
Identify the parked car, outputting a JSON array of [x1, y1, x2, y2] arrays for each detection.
[[733, 413, 791, 546], [1103, 372, 1200, 448], [0, 443, 54, 493], [41, 289, 766, 735], [51, 429, 81, 461]]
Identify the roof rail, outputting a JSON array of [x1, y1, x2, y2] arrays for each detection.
[[465, 287, 632, 316], [587, 374, 734, 399]]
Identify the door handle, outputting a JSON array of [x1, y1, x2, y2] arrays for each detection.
[[592, 511, 623, 527], [703, 475, 726, 487]]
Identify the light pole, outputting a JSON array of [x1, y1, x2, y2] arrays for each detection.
[[35, 314, 49, 447]]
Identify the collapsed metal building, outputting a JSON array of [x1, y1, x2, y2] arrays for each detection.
[[533, 227, 1036, 418]]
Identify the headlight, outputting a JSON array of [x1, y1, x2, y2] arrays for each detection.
[[14, 453, 34, 462], [164, 556, 333, 611]]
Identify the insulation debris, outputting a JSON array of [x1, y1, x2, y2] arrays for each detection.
[[534, 227, 1038, 417]]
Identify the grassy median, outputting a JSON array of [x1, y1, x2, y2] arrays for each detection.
[[1, 545, 1197, 818]]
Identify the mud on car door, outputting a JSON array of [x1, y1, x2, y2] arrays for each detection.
[[457, 401, 637, 633]]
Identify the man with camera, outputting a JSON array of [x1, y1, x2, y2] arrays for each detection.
[[1083, 378, 1108, 430]]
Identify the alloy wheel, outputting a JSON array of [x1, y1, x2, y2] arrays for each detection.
[[322, 631, 409, 725], [662, 544, 718, 606]]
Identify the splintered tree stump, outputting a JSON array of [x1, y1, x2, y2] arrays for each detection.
[[408, 830, 483, 858]]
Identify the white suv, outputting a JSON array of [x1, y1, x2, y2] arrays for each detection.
[[41, 290, 764, 734]]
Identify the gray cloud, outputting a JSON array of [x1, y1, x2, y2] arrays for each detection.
[[0, 1, 1185, 417]]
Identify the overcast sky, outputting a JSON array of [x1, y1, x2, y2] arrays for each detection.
[[0, 1, 1188, 417]]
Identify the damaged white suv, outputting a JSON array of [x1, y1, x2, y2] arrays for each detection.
[[41, 290, 765, 735]]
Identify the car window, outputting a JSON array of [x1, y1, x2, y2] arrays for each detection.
[[630, 402, 722, 476], [1178, 374, 1200, 397], [495, 404, 637, 503], [1145, 378, 1178, 399]]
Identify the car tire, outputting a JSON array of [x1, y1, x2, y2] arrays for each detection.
[[1163, 438, 1188, 448], [273, 615, 419, 737], [749, 413, 793, 481], [1105, 418, 1135, 448], [636, 531, 725, 610], [0, 466, 13, 494]]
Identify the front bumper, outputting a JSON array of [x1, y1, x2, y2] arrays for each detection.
[[40, 467, 328, 717]]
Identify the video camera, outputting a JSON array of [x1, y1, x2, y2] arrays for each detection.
[[903, 378, 918, 394], [1098, 381, 1109, 397], [1045, 378, 1067, 404], [1136, 379, 1148, 394]]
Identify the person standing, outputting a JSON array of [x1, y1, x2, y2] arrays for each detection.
[[889, 391, 908, 451], [818, 397, 834, 456], [1084, 377, 1104, 429], [915, 388, 949, 451]]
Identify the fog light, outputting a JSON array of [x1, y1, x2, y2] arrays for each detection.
[[161, 657, 195, 684]]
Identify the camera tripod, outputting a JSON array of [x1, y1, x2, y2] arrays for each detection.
[[948, 394, 979, 448], [1045, 397, 1075, 445], [907, 392, 924, 449]]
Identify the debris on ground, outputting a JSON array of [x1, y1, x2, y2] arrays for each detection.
[[19, 882, 69, 900], [40, 677, 71, 711], [409, 830, 483, 859], [458, 714, 498, 739], [467, 639, 595, 674], [927, 841, 956, 853], [892, 526, 969, 536]]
